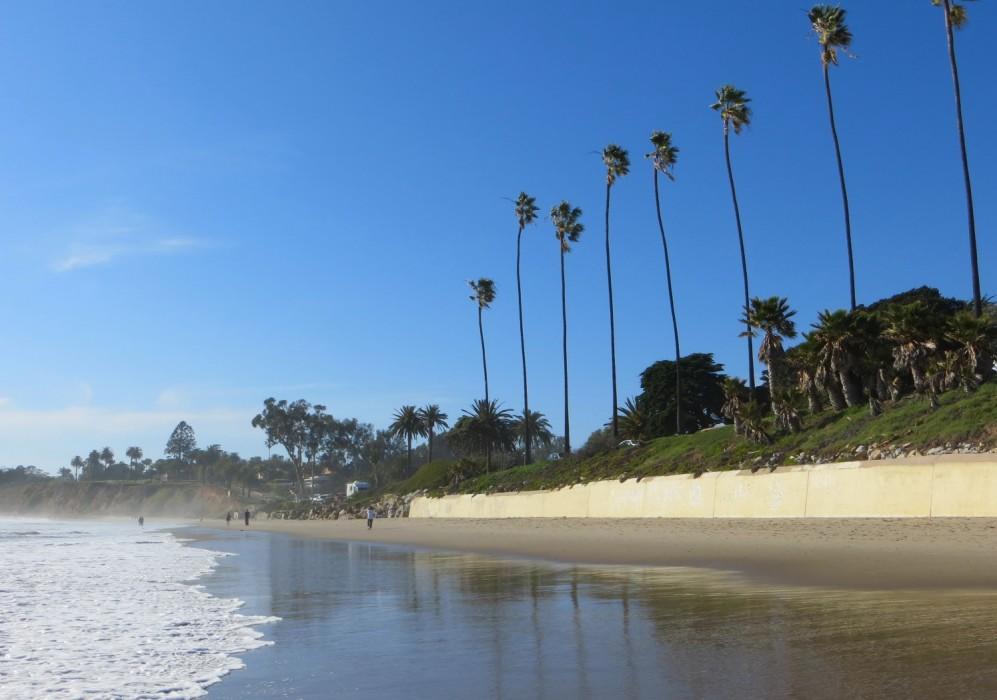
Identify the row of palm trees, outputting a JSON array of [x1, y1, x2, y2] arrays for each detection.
[[387, 404, 450, 474], [462, 2, 985, 461], [388, 401, 555, 474], [715, 290, 997, 446]]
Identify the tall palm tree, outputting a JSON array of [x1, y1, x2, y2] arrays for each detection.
[[70, 455, 83, 481], [100, 447, 115, 475], [468, 278, 497, 401], [125, 446, 143, 478], [744, 296, 798, 413], [809, 5, 857, 311], [417, 404, 449, 463], [711, 85, 756, 393], [389, 405, 426, 475], [514, 192, 539, 464], [602, 144, 630, 439], [932, 0, 982, 317], [646, 131, 683, 434], [551, 201, 584, 454]]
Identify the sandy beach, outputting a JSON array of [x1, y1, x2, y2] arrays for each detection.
[[211, 516, 997, 590]]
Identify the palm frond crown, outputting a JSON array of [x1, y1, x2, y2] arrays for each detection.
[[932, 0, 971, 29], [468, 278, 496, 308], [710, 84, 752, 134], [602, 144, 630, 185], [809, 5, 852, 65], [551, 201, 584, 252], [646, 131, 679, 180], [515, 192, 539, 229]]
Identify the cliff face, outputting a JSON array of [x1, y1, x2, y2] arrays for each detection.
[[0, 481, 245, 518]]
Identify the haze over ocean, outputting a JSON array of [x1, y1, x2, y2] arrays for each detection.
[[0, 1, 993, 468]]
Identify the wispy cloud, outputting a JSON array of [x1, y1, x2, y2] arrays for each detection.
[[50, 205, 211, 272]]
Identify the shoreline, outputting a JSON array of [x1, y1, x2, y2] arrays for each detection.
[[200, 516, 997, 591]]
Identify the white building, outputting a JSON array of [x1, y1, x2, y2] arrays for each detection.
[[346, 480, 371, 499]]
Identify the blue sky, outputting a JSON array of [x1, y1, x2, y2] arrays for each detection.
[[0, 1, 993, 470]]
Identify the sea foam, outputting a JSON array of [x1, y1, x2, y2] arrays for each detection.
[[0, 519, 276, 699]]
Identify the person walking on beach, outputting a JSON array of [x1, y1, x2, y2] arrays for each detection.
[[366, 507, 375, 530], [244, 509, 250, 527], [226, 511, 232, 527], [138, 516, 144, 528]]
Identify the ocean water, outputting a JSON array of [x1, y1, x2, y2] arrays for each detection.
[[0, 519, 276, 699], [197, 528, 997, 699]]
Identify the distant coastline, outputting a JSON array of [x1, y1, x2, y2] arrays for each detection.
[[0, 481, 244, 519]]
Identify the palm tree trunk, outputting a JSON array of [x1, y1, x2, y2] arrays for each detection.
[[653, 170, 682, 435], [560, 248, 571, 454], [825, 380, 846, 411], [941, 0, 982, 318], [838, 367, 862, 407], [407, 435, 413, 475], [765, 343, 779, 415], [428, 429, 434, 463], [723, 127, 755, 392], [478, 306, 489, 402], [823, 62, 856, 311], [605, 180, 619, 439], [516, 225, 531, 465]]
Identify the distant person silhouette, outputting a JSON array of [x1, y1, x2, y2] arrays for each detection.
[[138, 516, 144, 528], [244, 510, 250, 527], [366, 507, 375, 530], [226, 512, 232, 527]]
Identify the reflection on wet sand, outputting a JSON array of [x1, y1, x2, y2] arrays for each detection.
[[201, 531, 997, 699]]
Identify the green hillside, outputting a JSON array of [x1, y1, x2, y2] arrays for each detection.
[[401, 383, 997, 496]]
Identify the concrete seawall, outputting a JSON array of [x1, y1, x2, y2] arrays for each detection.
[[408, 454, 997, 519]]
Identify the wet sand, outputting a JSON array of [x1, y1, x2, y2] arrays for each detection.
[[212, 517, 997, 590]]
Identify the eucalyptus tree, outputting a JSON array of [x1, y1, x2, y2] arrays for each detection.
[[513, 192, 539, 464], [744, 296, 798, 413], [711, 85, 756, 393], [932, 0, 982, 317], [601, 144, 630, 439], [468, 278, 497, 402], [389, 404, 427, 476], [809, 5, 857, 311], [251, 399, 325, 496], [551, 201, 584, 454], [417, 404, 449, 463], [646, 131, 683, 434]]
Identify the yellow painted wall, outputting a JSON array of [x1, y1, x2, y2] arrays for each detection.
[[713, 468, 809, 518], [408, 455, 997, 520], [641, 473, 717, 518]]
